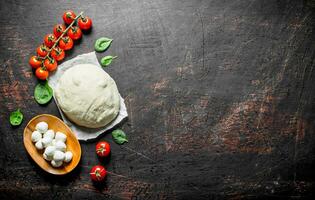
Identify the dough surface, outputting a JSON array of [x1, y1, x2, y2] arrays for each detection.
[[55, 64, 120, 128]]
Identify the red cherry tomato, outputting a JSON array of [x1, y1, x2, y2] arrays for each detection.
[[36, 44, 49, 57], [35, 68, 49, 80], [29, 56, 42, 69], [90, 165, 106, 182], [78, 16, 92, 30], [44, 58, 58, 72], [96, 141, 111, 157], [59, 36, 73, 50], [51, 47, 65, 62], [44, 34, 56, 48], [68, 26, 82, 40], [53, 24, 66, 38], [63, 10, 76, 24]]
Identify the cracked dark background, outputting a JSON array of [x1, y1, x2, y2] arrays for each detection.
[[1, 0, 315, 199]]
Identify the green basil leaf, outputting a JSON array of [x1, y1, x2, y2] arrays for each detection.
[[34, 81, 53, 105], [10, 109, 23, 126], [100, 56, 117, 67], [94, 37, 113, 52], [112, 129, 128, 145]]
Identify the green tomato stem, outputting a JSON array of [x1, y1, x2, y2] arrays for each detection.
[[38, 11, 84, 61]]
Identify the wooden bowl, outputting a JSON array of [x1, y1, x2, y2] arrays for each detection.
[[23, 114, 81, 175]]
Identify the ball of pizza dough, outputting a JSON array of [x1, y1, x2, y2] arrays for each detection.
[[55, 64, 120, 128]]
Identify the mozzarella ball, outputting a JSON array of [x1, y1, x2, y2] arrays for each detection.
[[53, 150, 65, 162], [51, 160, 63, 168], [55, 141, 66, 152], [35, 140, 44, 150], [43, 153, 53, 161], [50, 139, 56, 147], [42, 137, 53, 148], [55, 132, 67, 142], [64, 151, 73, 163], [44, 145, 56, 157], [35, 122, 48, 133], [43, 129, 55, 139], [31, 131, 42, 143]]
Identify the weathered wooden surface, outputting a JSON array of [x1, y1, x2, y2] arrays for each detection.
[[1, 0, 315, 199]]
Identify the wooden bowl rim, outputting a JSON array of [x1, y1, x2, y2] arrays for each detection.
[[23, 114, 81, 175]]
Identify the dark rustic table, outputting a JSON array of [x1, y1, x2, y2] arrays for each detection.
[[1, 0, 315, 199]]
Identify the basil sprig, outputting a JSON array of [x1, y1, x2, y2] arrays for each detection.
[[112, 129, 128, 145], [101, 56, 117, 67], [10, 109, 23, 126], [94, 37, 113, 52], [34, 81, 53, 105]]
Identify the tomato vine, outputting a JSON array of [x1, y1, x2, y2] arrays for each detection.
[[39, 12, 83, 61], [29, 11, 92, 80]]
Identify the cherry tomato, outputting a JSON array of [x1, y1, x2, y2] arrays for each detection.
[[44, 58, 58, 72], [59, 36, 73, 50], [44, 34, 56, 48], [51, 47, 65, 61], [29, 56, 42, 69], [53, 24, 66, 38], [68, 26, 82, 40], [90, 165, 106, 182], [63, 10, 76, 24], [36, 44, 49, 57], [78, 16, 92, 30], [35, 68, 49, 80], [96, 141, 111, 157]]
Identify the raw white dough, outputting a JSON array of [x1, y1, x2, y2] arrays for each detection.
[[55, 64, 120, 128]]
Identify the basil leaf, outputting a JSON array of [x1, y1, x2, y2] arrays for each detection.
[[112, 129, 128, 145], [10, 109, 23, 126], [94, 37, 113, 52], [100, 56, 117, 67], [34, 81, 53, 105]]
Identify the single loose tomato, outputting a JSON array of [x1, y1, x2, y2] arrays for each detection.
[[36, 44, 49, 57], [51, 47, 65, 61], [59, 36, 73, 50], [68, 26, 82, 40], [78, 16, 92, 30], [29, 56, 42, 69], [35, 68, 49, 80], [63, 10, 76, 24], [44, 58, 58, 71], [90, 165, 106, 182], [96, 141, 111, 157], [44, 34, 56, 48], [53, 24, 66, 38]]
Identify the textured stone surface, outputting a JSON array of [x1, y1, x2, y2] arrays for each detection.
[[0, 0, 315, 199]]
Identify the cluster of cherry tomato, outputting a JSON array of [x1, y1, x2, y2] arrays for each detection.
[[29, 10, 92, 80], [90, 141, 111, 182]]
